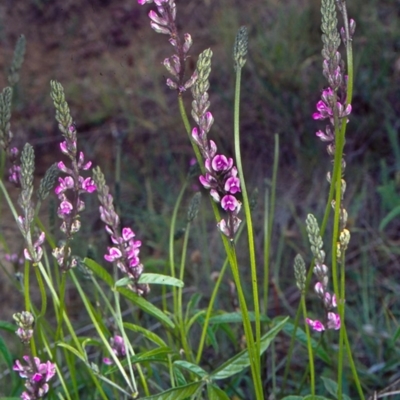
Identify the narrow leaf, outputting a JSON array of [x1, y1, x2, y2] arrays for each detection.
[[123, 322, 167, 347], [141, 381, 203, 400], [0, 321, 17, 333], [57, 343, 86, 361], [174, 360, 208, 378], [207, 384, 230, 400], [83, 258, 114, 287], [139, 273, 184, 288], [321, 377, 351, 400], [117, 287, 175, 329], [211, 317, 288, 380], [209, 312, 270, 324]]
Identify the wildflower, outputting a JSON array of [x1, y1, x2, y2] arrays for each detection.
[[93, 167, 149, 296], [138, 0, 196, 91], [13, 311, 35, 344], [13, 356, 56, 399], [305, 318, 325, 332], [50, 81, 97, 271], [23, 231, 45, 264], [103, 335, 127, 365]]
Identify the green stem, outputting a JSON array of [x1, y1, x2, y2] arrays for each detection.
[[178, 221, 193, 361], [169, 180, 188, 319], [234, 64, 261, 370], [178, 90, 262, 400], [263, 134, 279, 314], [301, 294, 315, 396]]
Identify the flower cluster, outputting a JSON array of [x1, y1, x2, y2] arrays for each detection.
[[305, 214, 340, 332], [13, 311, 35, 344], [13, 356, 56, 400], [14, 143, 46, 265], [54, 124, 96, 236], [92, 167, 149, 296], [191, 49, 241, 239], [103, 335, 126, 365], [313, 1, 355, 155], [137, 0, 197, 92], [50, 81, 96, 271]]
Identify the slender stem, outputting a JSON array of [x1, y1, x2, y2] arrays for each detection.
[[178, 90, 262, 399], [301, 294, 315, 396], [169, 180, 188, 318], [234, 65, 261, 369], [178, 221, 193, 361], [263, 134, 279, 314]]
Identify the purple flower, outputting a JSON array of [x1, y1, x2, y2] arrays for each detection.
[[13, 356, 56, 399], [23, 232, 45, 264], [210, 154, 234, 172], [104, 247, 122, 262], [221, 195, 239, 212], [327, 312, 341, 330], [55, 176, 74, 195], [79, 176, 96, 193], [224, 176, 241, 194], [103, 335, 127, 365], [306, 318, 325, 332]]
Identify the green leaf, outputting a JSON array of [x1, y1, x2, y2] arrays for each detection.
[[105, 347, 172, 375], [115, 277, 132, 287], [0, 397, 22, 399], [0, 335, 16, 389], [379, 204, 400, 231], [207, 384, 230, 400], [141, 381, 204, 400], [209, 312, 270, 324], [186, 310, 206, 332], [139, 273, 184, 288], [117, 287, 175, 329], [0, 335, 13, 369], [321, 377, 351, 400], [282, 320, 331, 365], [392, 326, 400, 343], [105, 347, 173, 375], [211, 317, 288, 380], [123, 322, 167, 347], [280, 396, 303, 400], [83, 258, 114, 287], [57, 343, 86, 361], [174, 360, 208, 378], [0, 321, 17, 333]]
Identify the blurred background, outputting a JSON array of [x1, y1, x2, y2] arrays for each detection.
[[0, 0, 400, 395]]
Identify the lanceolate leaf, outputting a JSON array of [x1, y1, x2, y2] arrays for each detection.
[[211, 317, 288, 380], [0, 321, 17, 333], [321, 377, 352, 400], [139, 273, 184, 287], [141, 381, 204, 400], [174, 360, 208, 378], [207, 384, 231, 400], [209, 312, 270, 324], [117, 287, 175, 329], [123, 322, 167, 347], [83, 258, 114, 287]]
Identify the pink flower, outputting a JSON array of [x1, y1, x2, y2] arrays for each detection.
[[327, 312, 341, 330], [104, 247, 122, 262], [221, 195, 239, 212], [210, 155, 233, 172], [306, 318, 325, 332], [224, 176, 241, 194]]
